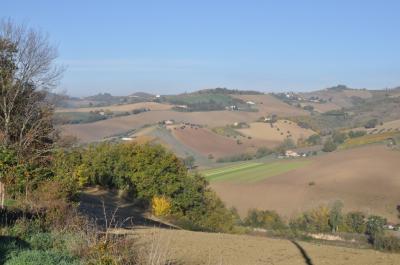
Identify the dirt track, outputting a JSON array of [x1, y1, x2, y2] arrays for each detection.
[[212, 145, 400, 222]]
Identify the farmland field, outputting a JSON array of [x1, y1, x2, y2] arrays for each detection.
[[211, 145, 400, 221], [232, 94, 308, 116], [56, 101, 173, 112], [237, 120, 315, 142], [203, 160, 310, 183]]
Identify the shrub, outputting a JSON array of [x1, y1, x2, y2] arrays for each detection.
[[366, 215, 386, 241], [329, 201, 343, 232], [341, 211, 366, 234], [373, 235, 400, 252], [332, 131, 348, 144], [255, 147, 272, 159], [348, 130, 367, 138], [322, 138, 337, 152], [290, 206, 331, 233], [152, 196, 171, 217], [364, 119, 378, 129], [28, 233, 54, 250], [5, 250, 81, 265], [244, 209, 286, 230], [306, 134, 321, 145]]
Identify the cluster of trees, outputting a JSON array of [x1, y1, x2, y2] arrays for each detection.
[[53, 142, 237, 232], [197, 87, 263, 95], [243, 203, 400, 252], [216, 146, 274, 163], [322, 130, 367, 152]]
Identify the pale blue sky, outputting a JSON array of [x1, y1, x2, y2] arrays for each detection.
[[2, 0, 400, 96]]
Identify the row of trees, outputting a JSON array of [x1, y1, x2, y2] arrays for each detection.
[[243, 203, 400, 252]]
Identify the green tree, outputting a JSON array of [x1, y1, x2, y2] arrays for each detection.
[[343, 211, 366, 233], [366, 215, 387, 242], [322, 138, 337, 152], [332, 131, 347, 144], [329, 201, 343, 232], [364, 119, 378, 129], [306, 134, 321, 145], [183, 156, 195, 169]]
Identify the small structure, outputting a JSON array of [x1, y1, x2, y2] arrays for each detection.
[[164, 120, 174, 125], [121, 137, 134, 141], [246, 101, 256, 105], [285, 150, 300, 158], [228, 105, 238, 111]]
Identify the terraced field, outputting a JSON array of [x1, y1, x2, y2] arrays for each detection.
[[203, 160, 310, 183]]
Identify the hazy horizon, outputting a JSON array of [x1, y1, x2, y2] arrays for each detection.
[[3, 0, 400, 97]]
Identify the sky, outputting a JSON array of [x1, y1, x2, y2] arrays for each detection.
[[2, 0, 400, 96]]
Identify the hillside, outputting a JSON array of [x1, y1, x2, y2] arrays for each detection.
[[211, 145, 400, 222], [131, 228, 400, 265]]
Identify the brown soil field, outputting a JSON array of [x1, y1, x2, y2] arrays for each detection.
[[56, 101, 173, 113], [301, 89, 372, 109], [212, 145, 400, 222], [237, 120, 315, 142], [61, 107, 307, 142], [131, 228, 400, 265], [171, 126, 272, 158], [233, 94, 308, 116]]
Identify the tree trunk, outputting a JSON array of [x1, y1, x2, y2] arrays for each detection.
[[0, 182, 5, 209]]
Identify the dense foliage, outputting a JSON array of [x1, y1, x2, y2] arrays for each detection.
[[53, 142, 236, 232]]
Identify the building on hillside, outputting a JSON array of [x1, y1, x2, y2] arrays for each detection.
[[285, 150, 300, 157], [246, 101, 256, 105], [164, 120, 174, 125]]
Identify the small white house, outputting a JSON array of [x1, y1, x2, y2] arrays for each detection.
[[285, 150, 300, 157], [122, 137, 134, 141], [164, 120, 174, 125], [246, 101, 256, 105]]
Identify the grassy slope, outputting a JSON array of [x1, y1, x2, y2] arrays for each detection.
[[340, 131, 400, 149], [203, 160, 310, 183], [133, 228, 400, 265]]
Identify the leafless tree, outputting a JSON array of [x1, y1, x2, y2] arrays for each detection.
[[0, 18, 63, 161]]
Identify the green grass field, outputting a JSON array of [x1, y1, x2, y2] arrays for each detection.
[[202, 160, 310, 183]]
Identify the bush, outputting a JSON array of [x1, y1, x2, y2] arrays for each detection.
[[151, 196, 171, 217], [364, 119, 378, 129], [348, 130, 367, 138], [366, 215, 386, 241], [28, 233, 54, 250], [322, 138, 337, 152], [373, 235, 400, 252], [5, 250, 80, 265], [255, 147, 272, 159], [306, 134, 321, 145], [341, 211, 366, 234], [289, 206, 331, 233], [244, 209, 286, 230], [332, 131, 348, 144]]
